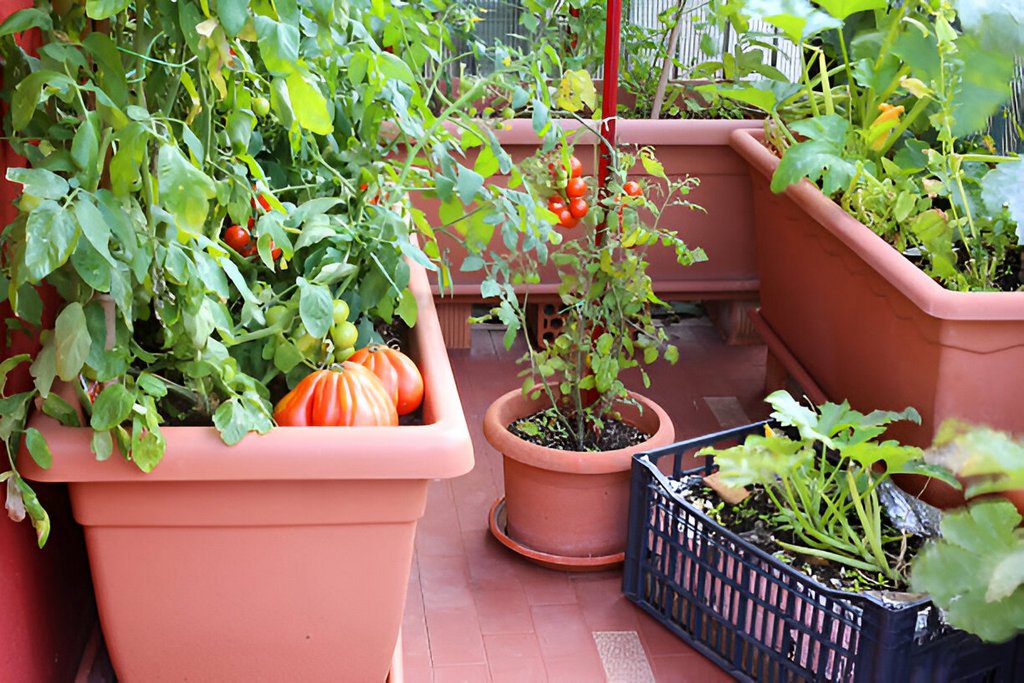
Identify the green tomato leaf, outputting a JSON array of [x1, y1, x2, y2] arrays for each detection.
[[395, 287, 418, 328], [23, 428, 52, 469], [71, 113, 101, 190], [157, 144, 216, 237], [376, 52, 415, 84], [0, 8, 52, 35], [86, 0, 130, 20], [91, 430, 113, 461], [213, 396, 273, 446], [285, 72, 333, 135], [75, 197, 116, 265], [29, 338, 56, 398], [216, 0, 248, 36], [6, 168, 69, 200], [130, 417, 164, 473], [91, 383, 134, 431], [255, 16, 299, 77], [0, 354, 30, 395], [41, 393, 81, 427], [297, 277, 333, 338], [54, 303, 92, 382]]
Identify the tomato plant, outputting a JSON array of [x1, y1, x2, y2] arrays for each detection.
[[0, 0, 582, 545], [623, 181, 643, 197]]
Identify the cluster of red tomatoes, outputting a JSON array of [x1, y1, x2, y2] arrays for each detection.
[[547, 155, 589, 228], [221, 190, 282, 261], [273, 345, 424, 427]]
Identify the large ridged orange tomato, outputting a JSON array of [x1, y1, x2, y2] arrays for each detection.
[[272, 363, 398, 426], [347, 344, 424, 416]]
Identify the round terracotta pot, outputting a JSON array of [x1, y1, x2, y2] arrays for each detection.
[[483, 389, 674, 560]]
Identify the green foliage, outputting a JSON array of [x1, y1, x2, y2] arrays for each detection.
[[911, 500, 1024, 643], [0, 0, 564, 542], [908, 421, 1024, 643], [702, 0, 1024, 291], [699, 390, 943, 582]]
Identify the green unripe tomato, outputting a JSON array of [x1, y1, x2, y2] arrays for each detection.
[[266, 305, 289, 328], [501, 107, 515, 119], [296, 333, 320, 356], [335, 346, 355, 362], [332, 300, 350, 325], [330, 321, 358, 350], [253, 96, 270, 118]]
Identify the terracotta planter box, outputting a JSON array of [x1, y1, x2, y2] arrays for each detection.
[[729, 128, 1024, 448], [423, 119, 761, 347], [17, 262, 473, 682], [483, 389, 674, 570]]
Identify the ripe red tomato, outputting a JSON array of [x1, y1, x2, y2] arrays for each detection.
[[558, 209, 578, 228], [273, 364, 398, 426], [565, 177, 587, 198], [348, 344, 424, 415], [548, 196, 566, 214], [269, 240, 282, 260], [240, 243, 258, 258], [569, 156, 583, 178], [568, 197, 588, 218], [623, 180, 642, 197], [223, 225, 250, 252]]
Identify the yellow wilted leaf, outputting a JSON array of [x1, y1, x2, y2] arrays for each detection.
[[557, 70, 596, 113]]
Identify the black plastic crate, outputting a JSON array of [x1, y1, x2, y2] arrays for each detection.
[[623, 422, 1024, 682]]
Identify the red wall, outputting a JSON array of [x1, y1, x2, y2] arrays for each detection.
[[0, 2, 96, 680]]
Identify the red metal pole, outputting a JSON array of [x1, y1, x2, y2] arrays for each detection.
[[596, 0, 622, 245]]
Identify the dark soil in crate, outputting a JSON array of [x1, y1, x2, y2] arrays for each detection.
[[672, 476, 925, 594]]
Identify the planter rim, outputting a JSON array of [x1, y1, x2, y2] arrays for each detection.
[[729, 127, 1024, 321], [482, 388, 674, 475], [487, 117, 764, 147], [18, 261, 474, 483]]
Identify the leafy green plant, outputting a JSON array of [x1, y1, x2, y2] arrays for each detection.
[[699, 390, 957, 583], [910, 421, 1024, 643], [700, 0, 1024, 291], [0, 0, 563, 544], [475, 113, 705, 451]]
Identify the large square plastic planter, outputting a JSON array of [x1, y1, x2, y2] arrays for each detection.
[[729, 127, 1024, 447], [17, 262, 473, 683], [623, 423, 1024, 682]]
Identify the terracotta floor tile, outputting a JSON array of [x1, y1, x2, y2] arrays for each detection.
[[531, 603, 601, 661], [431, 663, 492, 683], [571, 575, 641, 633], [635, 610, 699, 658], [648, 653, 734, 683], [474, 583, 534, 635], [517, 565, 578, 606], [423, 605, 487, 667], [543, 654, 610, 682], [483, 633, 547, 682], [418, 554, 475, 612]]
